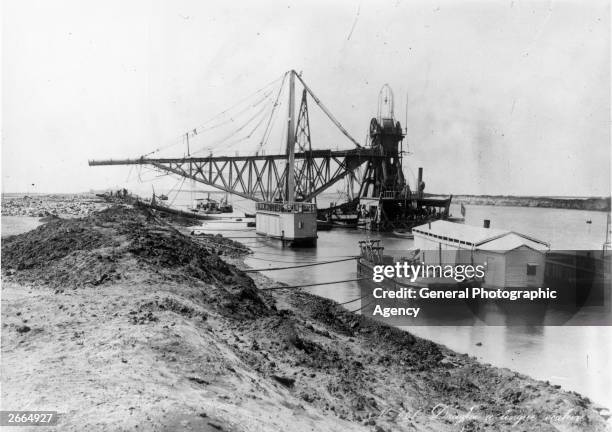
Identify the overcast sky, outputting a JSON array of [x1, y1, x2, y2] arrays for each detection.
[[2, 0, 610, 196]]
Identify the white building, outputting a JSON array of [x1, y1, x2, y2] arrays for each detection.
[[412, 220, 550, 288], [255, 201, 317, 246]]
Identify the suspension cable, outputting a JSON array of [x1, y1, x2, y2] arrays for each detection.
[[259, 71, 288, 152], [192, 74, 285, 132], [191, 100, 272, 156], [260, 277, 369, 291], [243, 256, 358, 273], [141, 73, 285, 158]]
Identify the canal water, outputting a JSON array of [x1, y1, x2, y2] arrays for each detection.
[[186, 196, 611, 408]]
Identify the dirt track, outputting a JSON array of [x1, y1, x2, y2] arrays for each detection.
[[1, 205, 610, 431]]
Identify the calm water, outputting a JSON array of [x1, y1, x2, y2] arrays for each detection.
[[3, 198, 611, 407], [1, 216, 43, 238]]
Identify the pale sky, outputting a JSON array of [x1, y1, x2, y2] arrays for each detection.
[[2, 0, 610, 196]]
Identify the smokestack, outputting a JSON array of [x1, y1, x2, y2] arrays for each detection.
[[483, 219, 490, 229], [417, 167, 423, 198]]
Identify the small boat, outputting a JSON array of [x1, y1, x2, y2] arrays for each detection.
[[586, 220, 592, 224], [219, 200, 233, 213], [331, 213, 359, 227], [244, 213, 256, 218], [317, 220, 333, 231], [151, 186, 168, 201], [142, 200, 213, 221], [246, 221, 256, 227], [193, 197, 222, 214], [393, 230, 414, 239]]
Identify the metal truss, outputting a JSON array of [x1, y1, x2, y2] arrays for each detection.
[[89, 148, 381, 202]]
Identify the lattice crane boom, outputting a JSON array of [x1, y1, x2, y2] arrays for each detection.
[[89, 149, 382, 202], [89, 70, 373, 203]]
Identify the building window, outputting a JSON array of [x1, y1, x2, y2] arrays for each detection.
[[526, 263, 537, 276]]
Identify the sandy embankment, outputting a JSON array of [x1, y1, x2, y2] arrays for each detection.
[[1, 203, 610, 431]]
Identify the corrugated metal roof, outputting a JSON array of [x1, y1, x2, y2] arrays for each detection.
[[412, 220, 549, 250]]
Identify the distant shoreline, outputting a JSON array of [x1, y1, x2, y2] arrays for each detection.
[[447, 195, 611, 212], [2, 191, 611, 212]]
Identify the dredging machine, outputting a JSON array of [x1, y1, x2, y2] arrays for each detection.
[[318, 85, 452, 232], [89, 71, 452, 240]]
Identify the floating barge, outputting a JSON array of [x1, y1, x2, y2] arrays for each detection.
[[255, 201, 317, 247]]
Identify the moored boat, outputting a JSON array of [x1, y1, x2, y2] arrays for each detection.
[[317, 219, 333, 231], [193, 198, 222, 214], [392, 229, 414, 239]]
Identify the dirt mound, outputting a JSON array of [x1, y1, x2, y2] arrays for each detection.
[[290, 290, 443, 370], [2, 216, 118, 271], [2, 214, 123, 290], [192, 232, 251, 257], [1, 206, 266, 316]]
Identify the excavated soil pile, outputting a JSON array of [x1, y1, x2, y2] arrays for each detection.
[[290, 290, 443, 370], [191, 232, 252, 257], [2, 211, 120, 287], [1, 206, 262, 311]]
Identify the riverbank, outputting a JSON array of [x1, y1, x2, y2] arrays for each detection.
[[1, 204, 610, 431], [449, 194, 611, 212]]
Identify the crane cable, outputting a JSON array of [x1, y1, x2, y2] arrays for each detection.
[[260, 277, 369, 291], [169, 176, 186, 206], [141, 73, 285, 158], [211, 100, 276, 152], [191, 73, 285, 133], [259, 71, 288, 152], [190, 100, 272, 156], [294, 72, 362, 149], [190, 86, 276, 151]]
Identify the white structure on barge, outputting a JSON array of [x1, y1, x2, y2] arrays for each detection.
[[255, 201, 317, 246], [413, 220, 550, 288], [254, 71, 319, 246]]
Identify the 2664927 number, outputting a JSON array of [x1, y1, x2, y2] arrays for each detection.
[[0, 411, 59, 426]]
